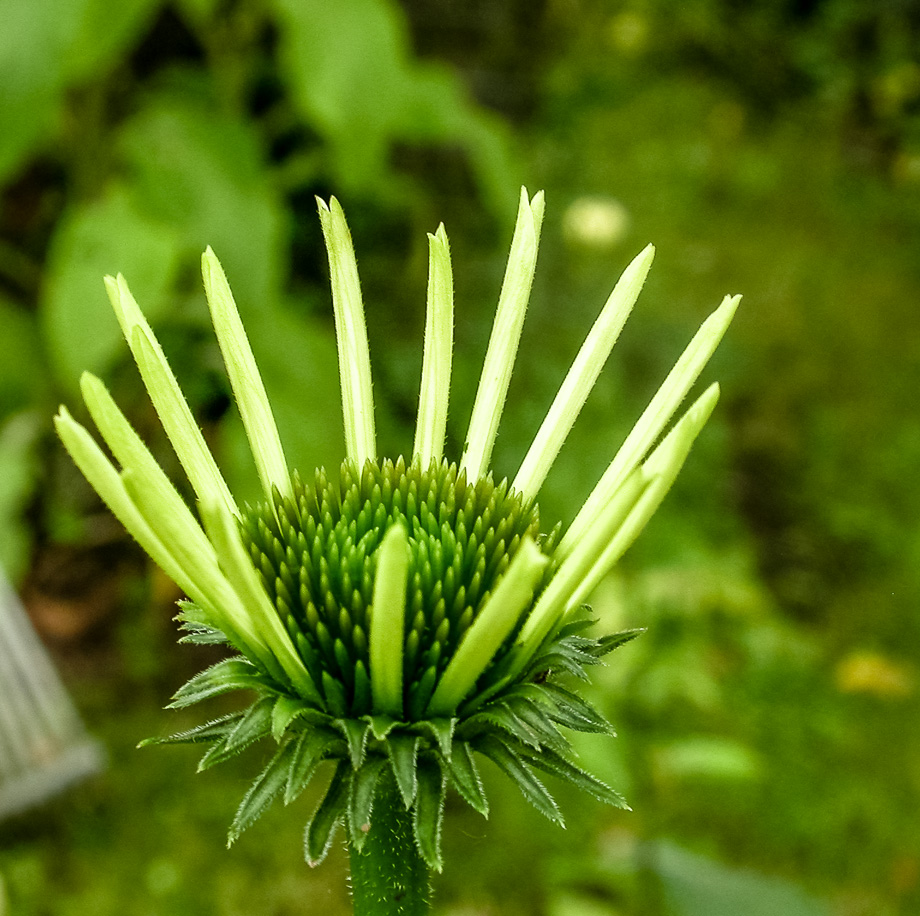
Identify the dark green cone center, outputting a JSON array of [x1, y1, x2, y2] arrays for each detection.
[[240, 457, 548, 719]]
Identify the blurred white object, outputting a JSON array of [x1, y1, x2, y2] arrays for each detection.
[[562, 196, 631, 250], [0, 571, 104, 820]]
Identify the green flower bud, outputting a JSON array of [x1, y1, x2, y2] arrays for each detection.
[[57, 189, 738, 875]]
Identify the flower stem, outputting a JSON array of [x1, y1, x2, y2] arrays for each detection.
[[349, 772, 431, 916]]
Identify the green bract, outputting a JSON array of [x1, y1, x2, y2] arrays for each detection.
[[56, 189, 739, 874]]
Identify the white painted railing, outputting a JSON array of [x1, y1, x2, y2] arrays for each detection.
[[0, 571, 103, 820]]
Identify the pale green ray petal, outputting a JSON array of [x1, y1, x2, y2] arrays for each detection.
[[76, 375, 269, 665], [80, 372, 197, 522], [104, 275, 237, 516], [56, 407, 270, 673], [427, 536, 548, 717], [413, 224, 454, 466], [117, 466, 226, 605], [563, 382, 721, 615], [513, 244, 655, 501], [559, 293, 739, 558], [54, 407, 198, 602], [81, 370, 243, 627], [461, 188, 545, 481], [317, 197, 376, 468], [369, 524, 410, 717], [119, 468, 287, 683], [201, 248, 291, 502], [511, 470, 649, 668], [199, 497, 320, 702]]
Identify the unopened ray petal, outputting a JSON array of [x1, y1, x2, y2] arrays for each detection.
[[104, 274, 237, 516], [201, 248, 291, 502], [559, 293, 739, 558], [512, 469, 649, 666], [56, 408, 270, 673], [317, 197, 376, 467], [119, 468, 285, 681], [513, 243, 655, 500], [427, 536, 548, 717], [72, 376, 276, 670], [200, 496, 320, 701], [369, 523, 410, 717], [118, 466, 226, 603], [80, 372, 203, 533], [54, 408, 198, 602], [414, 225, 454, 466], [461, 188, 545, 481], [564, 383, 721, 615]]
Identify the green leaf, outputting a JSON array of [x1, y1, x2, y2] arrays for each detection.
[[40, 187, 181, 387], [524, 621, 608, 682], [549, 615, 597, 640], [0, 31, 58, 184], [285, 726, 342, 805], [198, 697, 274, 771], [593, 628, 645, 657], [520, 746, 629, 809], [386, 733, 419, 808], [228, 739, 298, 844], [174, 0, 221, 24], [58, 0, 160, 85], [304, 762, 350, 866], [347, 756, 387, 850], [336, 717, 370, 768], [271, 0, 517, 214], [414, 717, 455, 759], [168, 658, 269, 709], [654, 736, 763, 785], [0, 299, 47, 416], [177, 624, 230, 646], [271, 0, 414, 187], [174, 600, 209, 625], [0, 0, 158, 181], [138, 713, 242, 748], [502, 696, 570, 753], [489, 700, 550, 747], [476, 736, 564, 825], [540, 683, 613, 735], [366, 714, 398, 741], [654, 841, 831, 916], [0, 414, 40, 581], [175, 604, 231, 645], [527, 647, 593, 682], [272, 695, 307, 741], [412, 756, 447, 872], [117, 99, 285, 310], [444, 741, 488, 817], [462, 703, 542, 749]]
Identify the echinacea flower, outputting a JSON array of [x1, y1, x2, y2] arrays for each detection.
[[55, 189, 738, 913]]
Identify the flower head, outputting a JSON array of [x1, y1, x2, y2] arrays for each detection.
[[56, 189, 738, 871]]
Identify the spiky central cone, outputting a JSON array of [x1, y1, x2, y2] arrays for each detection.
[[240, 457, 548, 720]]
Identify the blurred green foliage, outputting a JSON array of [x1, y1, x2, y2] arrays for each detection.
[[2, 1, 920, 915], [0, 0, 519, 576]]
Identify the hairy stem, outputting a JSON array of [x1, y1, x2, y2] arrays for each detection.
[[349, 772, 431, 916]]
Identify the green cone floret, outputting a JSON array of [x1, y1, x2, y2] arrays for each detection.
[[56, 188, 739, 879], [239, 456, 548, 720]]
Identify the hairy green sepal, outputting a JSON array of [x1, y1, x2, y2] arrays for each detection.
[[148, 604, 636, 873]]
